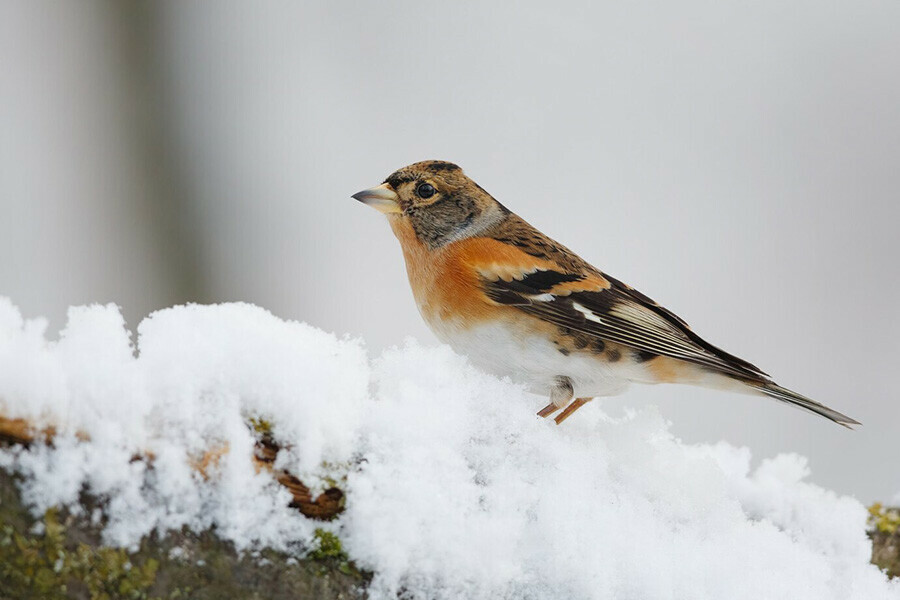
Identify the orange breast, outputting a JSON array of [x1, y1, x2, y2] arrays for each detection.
[[389, 218, 549, 328]]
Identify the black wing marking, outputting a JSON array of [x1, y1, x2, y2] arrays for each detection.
[[484, 269, 770, 382], [511, 269, 585, 291]]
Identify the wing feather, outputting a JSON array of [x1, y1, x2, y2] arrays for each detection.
[[469, 221, 856, 426], [483, 266, 769, 381]]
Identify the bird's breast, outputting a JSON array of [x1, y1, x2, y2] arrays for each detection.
[[389, 217, 507, 332]]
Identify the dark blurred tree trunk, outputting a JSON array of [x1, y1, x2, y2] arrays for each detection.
[[106, 1, 213, 310]]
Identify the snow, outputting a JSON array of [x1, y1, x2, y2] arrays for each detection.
[[0, 298, 368, 549], [0, 296, 897, 599]]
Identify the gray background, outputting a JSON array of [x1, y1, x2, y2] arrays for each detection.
[[1, 1, 897, 502]]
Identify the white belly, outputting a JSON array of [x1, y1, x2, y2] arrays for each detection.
[[430, 319, 644, 399]]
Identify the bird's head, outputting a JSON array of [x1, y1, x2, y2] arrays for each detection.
[[352, 160, 507, 248]]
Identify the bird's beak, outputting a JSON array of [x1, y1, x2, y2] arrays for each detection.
[[351, 183, 401, 214]]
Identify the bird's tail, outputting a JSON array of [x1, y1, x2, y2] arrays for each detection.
[[744, 380, 860, 429]]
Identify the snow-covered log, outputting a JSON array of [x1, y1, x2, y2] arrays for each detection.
[[0, 298, 897, 599]]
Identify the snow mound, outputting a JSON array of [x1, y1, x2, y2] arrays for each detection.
[[0, 297, 896, 599]]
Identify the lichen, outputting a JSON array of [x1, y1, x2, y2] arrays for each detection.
[[247, 416, 273, 437], [868, 503, 900, 535]]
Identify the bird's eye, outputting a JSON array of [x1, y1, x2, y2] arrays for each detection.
[[416, 183, 436, 199]]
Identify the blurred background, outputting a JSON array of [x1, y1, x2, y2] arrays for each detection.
[[1, 1, 897, 502]]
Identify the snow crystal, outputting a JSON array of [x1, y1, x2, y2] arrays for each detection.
[[0, 297, 896, 599]]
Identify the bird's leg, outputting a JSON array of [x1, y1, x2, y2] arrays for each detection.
[[554, 397, 593, 425], [537, 376, 574, 418], [536, 403, 561, 418]]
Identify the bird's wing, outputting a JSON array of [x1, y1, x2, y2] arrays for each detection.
[[474, 240, 769, 382]]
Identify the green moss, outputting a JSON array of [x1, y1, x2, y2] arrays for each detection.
[[868, 503, 900, 535], [0, 508, 160, 600], [305, 528, 367, 580], [0, 466, 371, 599], [308, 529, 347, 561]]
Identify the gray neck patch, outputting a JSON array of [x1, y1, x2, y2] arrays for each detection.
[[408, 195, 506, 249]]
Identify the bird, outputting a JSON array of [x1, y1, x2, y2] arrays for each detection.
[[352, 160, 858, 427]]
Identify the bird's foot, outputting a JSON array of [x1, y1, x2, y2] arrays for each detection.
[[536, 403, 562, 418], [554, 397, 591, 425], [538, 376, 574, 419]]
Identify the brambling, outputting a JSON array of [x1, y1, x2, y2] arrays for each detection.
[[352, 160, 858, 427]]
